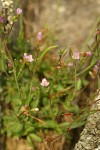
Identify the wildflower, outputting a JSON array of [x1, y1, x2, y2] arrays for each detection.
[[93, 65, 98, 74], [16, 8, 22, 15], [23, 53, 34, 62], [89, 65, 98, 79], [0, 16, 4, 23], [82, 51, 92, 57], [36, 31, 42, 41], [40, 78, 49, 87], [72, 52, 80, 60]]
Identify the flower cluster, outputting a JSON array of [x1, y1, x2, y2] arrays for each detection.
[[1, 0, 14, 32]]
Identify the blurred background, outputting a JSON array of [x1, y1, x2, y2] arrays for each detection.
[[19, 0, 100, 50]]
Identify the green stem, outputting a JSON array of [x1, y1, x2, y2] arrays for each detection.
[[71, 62, 77, 100], [76, 58, 100, 77], [98, 74, 100, 89], [2, 39, 20, 95], [28, 58, 39, 104], [13, 69, 20, 94], [17, 62, 25, 79]]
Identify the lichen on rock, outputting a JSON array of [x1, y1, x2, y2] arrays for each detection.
[[75, 91, 100, 150]]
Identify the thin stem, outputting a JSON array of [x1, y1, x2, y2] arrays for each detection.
[[76, 58, 100, 77], [17, 62, 25, 79], [29, 114, 46, 124], [6, 23, 14, 39], [71, 61, 77, 101], [28, 58, 39, 104], [98, 74, 100, 89], [1, 39, 20, 95]]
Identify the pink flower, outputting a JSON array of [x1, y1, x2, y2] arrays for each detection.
[[72, 52, 80, 60], [40, 78, 49, 87], [36, 31, 42, 41], [0, 16, 4, 23], [16, 8, 22, 15], [93, 65, 98, 74], [83, 51, 92, 57], [23, 53, 34, 62]]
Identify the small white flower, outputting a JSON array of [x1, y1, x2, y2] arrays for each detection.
[[40, 78, 49, 87], [31, 108, 39, 112], [23, 53, 34, 62]]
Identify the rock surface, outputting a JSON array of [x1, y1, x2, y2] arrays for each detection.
[[75, 91, 100, 150]]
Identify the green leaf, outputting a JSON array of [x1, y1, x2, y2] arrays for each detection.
[[76, 78, 82, 90], [52, 106, 59, 118], [70, 120, 86, 129], [13, 122, 23, 133], [63, 101, 80, 114], [6, 120, 23, 135], [38, 45, 57, 63], [45, 120, 57, 128], [24, 125, 35, 135], [58, 48, 67, 57], [82, 79, 89, 86], [71, 105, 80, 114], [59, 122, 70, 128], [27, 136, 35, 148], [0, 54, 6, 72], [31, 99, 39, 108], [28, 133, 42, 142]]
